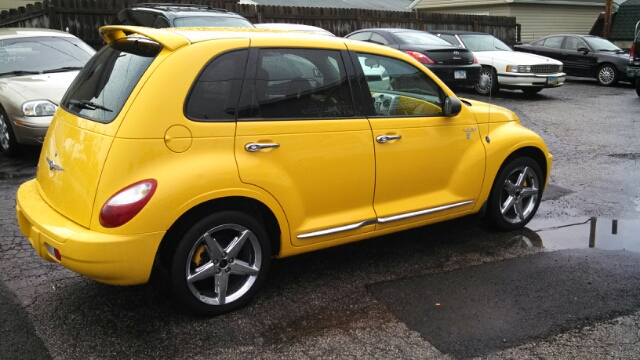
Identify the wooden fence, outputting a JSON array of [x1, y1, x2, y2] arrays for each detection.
[[0, 0, 518, 49]]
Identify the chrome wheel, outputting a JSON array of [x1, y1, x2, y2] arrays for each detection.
[[597, 64, 617, 86], [0, 113, 9, 150], [475, 67, 496, 96], [499, 165, 540, 224], [186, 223, 262, 306]]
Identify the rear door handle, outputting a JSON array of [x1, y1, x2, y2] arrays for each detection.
[[245, 142, 280, 152], [376, 135, 402, 143]]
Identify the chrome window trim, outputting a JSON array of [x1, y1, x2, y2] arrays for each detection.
[[297, 200, 474, 239]]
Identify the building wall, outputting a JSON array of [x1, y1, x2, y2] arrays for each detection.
[[512, 4, 604, 42]]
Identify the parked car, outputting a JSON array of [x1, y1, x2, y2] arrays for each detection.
[[17, 26, 552, 316], [433, 30, 566, 95], [627, 21, 640, 96], [345, 28, 481, 87], [254, 23, 334, 36], [513, 34, 632, 86], [114, 3, 254, 28], [0, 28, 95, 156]]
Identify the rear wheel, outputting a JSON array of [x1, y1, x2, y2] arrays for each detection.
[[484, 157, 543, 231], [0, 107, 21, 157], [170, 211, 271, 316], [596, 64, 618, 86], [475, 66, 499, 96]]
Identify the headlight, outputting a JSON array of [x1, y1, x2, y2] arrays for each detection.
[[506, 65, 532, 73], [559, 65, 563, 72], [22, 100, 57, 116]]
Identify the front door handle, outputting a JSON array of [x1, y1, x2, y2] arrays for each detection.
[[245, 142, 280, 152], [376, 135, 402, 143]]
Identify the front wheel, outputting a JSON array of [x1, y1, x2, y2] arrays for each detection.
[[475, 66, 499, 96], [484, 157, 543, 231], [0, 107, 21, 157], [596, 64, 618, 86], [170, 211, 271, 316]]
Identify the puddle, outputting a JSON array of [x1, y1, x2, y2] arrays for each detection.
[[525, 217, 640, 253]]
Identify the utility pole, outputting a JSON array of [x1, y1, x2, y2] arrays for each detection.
[[603, 0, 614, 39]]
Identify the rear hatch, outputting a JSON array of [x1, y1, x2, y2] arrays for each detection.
[[422, 47, 475, 65], [35, 36, 161, 228]]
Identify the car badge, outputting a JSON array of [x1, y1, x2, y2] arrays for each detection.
[[453, 51, 459, 55], [46, 156, 64, 171]]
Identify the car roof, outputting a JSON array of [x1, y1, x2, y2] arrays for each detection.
[[431, 30, 491, 36], [353, 28, 428, 33], [0, 28, 77, 39]]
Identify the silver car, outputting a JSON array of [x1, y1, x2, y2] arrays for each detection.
[[0, 28, 95, 156]]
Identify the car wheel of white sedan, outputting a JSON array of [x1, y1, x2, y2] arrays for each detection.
[[171, 211, 271, 316], [0, 107, 21, 157], [485, 157, 543, 231], [596, 64, 618, 86], [475, 66, 499, 96]]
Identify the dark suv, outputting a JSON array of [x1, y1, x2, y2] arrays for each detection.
[[114, 3, 254, 28], [628, 21, 640, 96]]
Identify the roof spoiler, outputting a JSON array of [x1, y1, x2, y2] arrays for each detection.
[[99, 25, 190, 51]]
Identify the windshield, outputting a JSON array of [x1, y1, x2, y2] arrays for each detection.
[[0, 36, 94, 75], [61, 37, 159, 123], [584, 37, 621, 52], [395, 31, 453, 46], [174, 16, 254, 27], [458, 34, 512, 52]]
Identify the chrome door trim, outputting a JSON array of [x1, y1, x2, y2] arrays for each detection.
[[377, 200, 474, 223], [296, 200, 474, 239], [297, 219, 376, 239]]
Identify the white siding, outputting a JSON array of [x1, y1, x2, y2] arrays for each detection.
[[512, 4, 604, 42], [412, 0, 506, 10], [0, 1, 38, 11], [415, 4, 512, 17]]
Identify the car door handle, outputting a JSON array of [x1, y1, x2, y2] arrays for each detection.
[[245, 142, 280, 152], [376, 135, 402, 143]]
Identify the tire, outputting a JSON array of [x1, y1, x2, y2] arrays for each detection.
[[636, 77, 640, 97], [596, 64, 618, 86], [484, 157, 543, 231], [170, 211, 271, 316], [522, 88, 543, 95], [475, 66, 499, 96], [0, 107, 21, 157]]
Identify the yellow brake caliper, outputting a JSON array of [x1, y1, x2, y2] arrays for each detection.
[[193, 245, 206, 266]]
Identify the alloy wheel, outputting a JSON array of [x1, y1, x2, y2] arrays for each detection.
[[0, 114, 9, 150], [499, 165, 540, 224]]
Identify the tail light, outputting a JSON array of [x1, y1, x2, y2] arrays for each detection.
[[631, 44, 636, 61], [405, 51, 435, 65], [473, 56, 479, 64], [99, 179, 157, 228]]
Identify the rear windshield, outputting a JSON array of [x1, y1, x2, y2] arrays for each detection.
[[61, 37, 160, 123], [173, 16, 254, 27], [0, 36, 94, 76]]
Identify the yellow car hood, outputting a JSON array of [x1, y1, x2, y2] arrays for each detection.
[[461, 98, 519, 124]]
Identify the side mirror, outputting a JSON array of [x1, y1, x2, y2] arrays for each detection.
[[577, 46, 590, 53], [443, 96, 462, 116]]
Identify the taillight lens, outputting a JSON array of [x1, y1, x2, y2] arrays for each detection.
[[630, 44, 635, 61], [405, 51, 435, 65], [99, 179, 157, 228], [473, 56, 479, 64]]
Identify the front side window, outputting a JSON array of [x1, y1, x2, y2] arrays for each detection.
[[357, 53, 443, 117], [564, 37, 587, 51], [185, 50, 248, 121], [0, 36, 94, 75], [584, 37, 621, 52], [61, 37, 160, 123], [459, 34, 512, 52], [246, 48, 354, 119]]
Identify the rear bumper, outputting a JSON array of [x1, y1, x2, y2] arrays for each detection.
[[627, 66, 640, 78], [16, 180, 165, 285], [429, 64, 481, 85], [498, 72, 566, 89]]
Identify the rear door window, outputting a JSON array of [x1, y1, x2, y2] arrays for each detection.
[[61, 37, 160, 123]]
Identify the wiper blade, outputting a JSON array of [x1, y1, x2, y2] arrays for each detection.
[[42, 66, 84, 74], [68, 99, 113, 112], [0, 70, 41, 76]]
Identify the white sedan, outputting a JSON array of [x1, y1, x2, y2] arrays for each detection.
[[433, 30, 566, 95]]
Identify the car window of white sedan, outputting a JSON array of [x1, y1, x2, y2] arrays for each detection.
[[357, 53, 443, 117], [458, 34, 511, 52]]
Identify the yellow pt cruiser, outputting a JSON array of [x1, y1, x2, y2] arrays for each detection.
[[16, 26, 552, 316]]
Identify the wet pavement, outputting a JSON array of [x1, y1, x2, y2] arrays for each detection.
[[0, 78, 639, 359]]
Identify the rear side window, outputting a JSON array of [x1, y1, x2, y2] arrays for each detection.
[[61, 37, 159, 123], [185, 50, 248, 121], [246, 48, 354, 119]]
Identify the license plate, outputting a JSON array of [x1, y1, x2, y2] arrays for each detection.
[[547, 76, 558, 85], [454, 70, 466, 79]]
